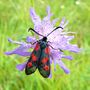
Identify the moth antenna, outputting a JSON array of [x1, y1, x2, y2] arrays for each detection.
[[28, 28, 44, 37], [46, 26, 63, 37]]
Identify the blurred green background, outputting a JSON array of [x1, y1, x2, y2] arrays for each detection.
[[0, 0, 90, 90]]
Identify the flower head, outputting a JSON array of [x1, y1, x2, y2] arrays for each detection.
[[5, 6, 80, 77]]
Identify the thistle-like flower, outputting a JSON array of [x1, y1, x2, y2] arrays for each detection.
[[5, 6, 80, 78]]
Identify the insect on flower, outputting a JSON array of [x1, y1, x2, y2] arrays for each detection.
[[5, 6, 80, 78], [25, 26, 63, 78]]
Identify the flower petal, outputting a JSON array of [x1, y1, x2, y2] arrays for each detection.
[[30, 8, 41, 25], [50, 57, 52, 64], [26, 36, 36, 43], [60, 18, 69, 29], [50, 49, 62, 60], [8, 38, 24, 45], [44, 6, 53, 20], [61, 55, 73, 60], [58, 60, 70, 74], [66, 44, 80, 53], [5, 51, 31, 56], [50, 49, 64, 71], [5, 38, 32, 56], [46, 6, 50, 15], [52, 18, 59, 26], [16, 61, 27, 71], [48, 71, 52, 78], [53, 60, 57, 71]]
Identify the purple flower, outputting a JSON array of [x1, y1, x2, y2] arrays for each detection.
[[5, 6, 80, 77]]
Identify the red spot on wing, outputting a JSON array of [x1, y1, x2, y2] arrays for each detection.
[[43, 65, 49, 71], [31, 54, 37, 62], [41, 57, 48, 64], [27, 62, 32, 67], [44, 47, 50, 54], [34, 43, 40, 51]]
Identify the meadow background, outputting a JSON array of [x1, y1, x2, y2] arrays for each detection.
[[0, 0, 90, 90]]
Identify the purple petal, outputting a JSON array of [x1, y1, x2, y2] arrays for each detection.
[[5, 40, 32, 56], [8, 38, 24, 44], [50, 49, 64, 71], [66, 44, 80, 53], [16, 61, 27, 71], [43, 6, 52, 24], [53, 60, 57, 71], [50, 50, 62, 60], [5, 51, 31, 56], [48, 71, 52, 78], [58, 60, 70, 74], [46, 6, 53, 18], [8, 38, 13, 42], [59, 18, 68, 29], [66, 36, 74, 41], [63, 20, 69, 28], [61, 55, 73, 60], [52, 18, 59, 26], [26, 36, 36, 43], [60, 18, 65, 28], [30, 8, 41, 24], [46, 6, 50, 15]]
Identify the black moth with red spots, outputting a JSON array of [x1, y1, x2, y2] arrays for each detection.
[[25, 37, 50, 78], [25, 27, 63, 78]]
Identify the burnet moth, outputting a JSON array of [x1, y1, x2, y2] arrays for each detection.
[[25, 26, 63, 78]]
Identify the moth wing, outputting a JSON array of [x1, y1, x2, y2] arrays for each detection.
[[25, 43, 41, 75], [38, 45, 50, 78]]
